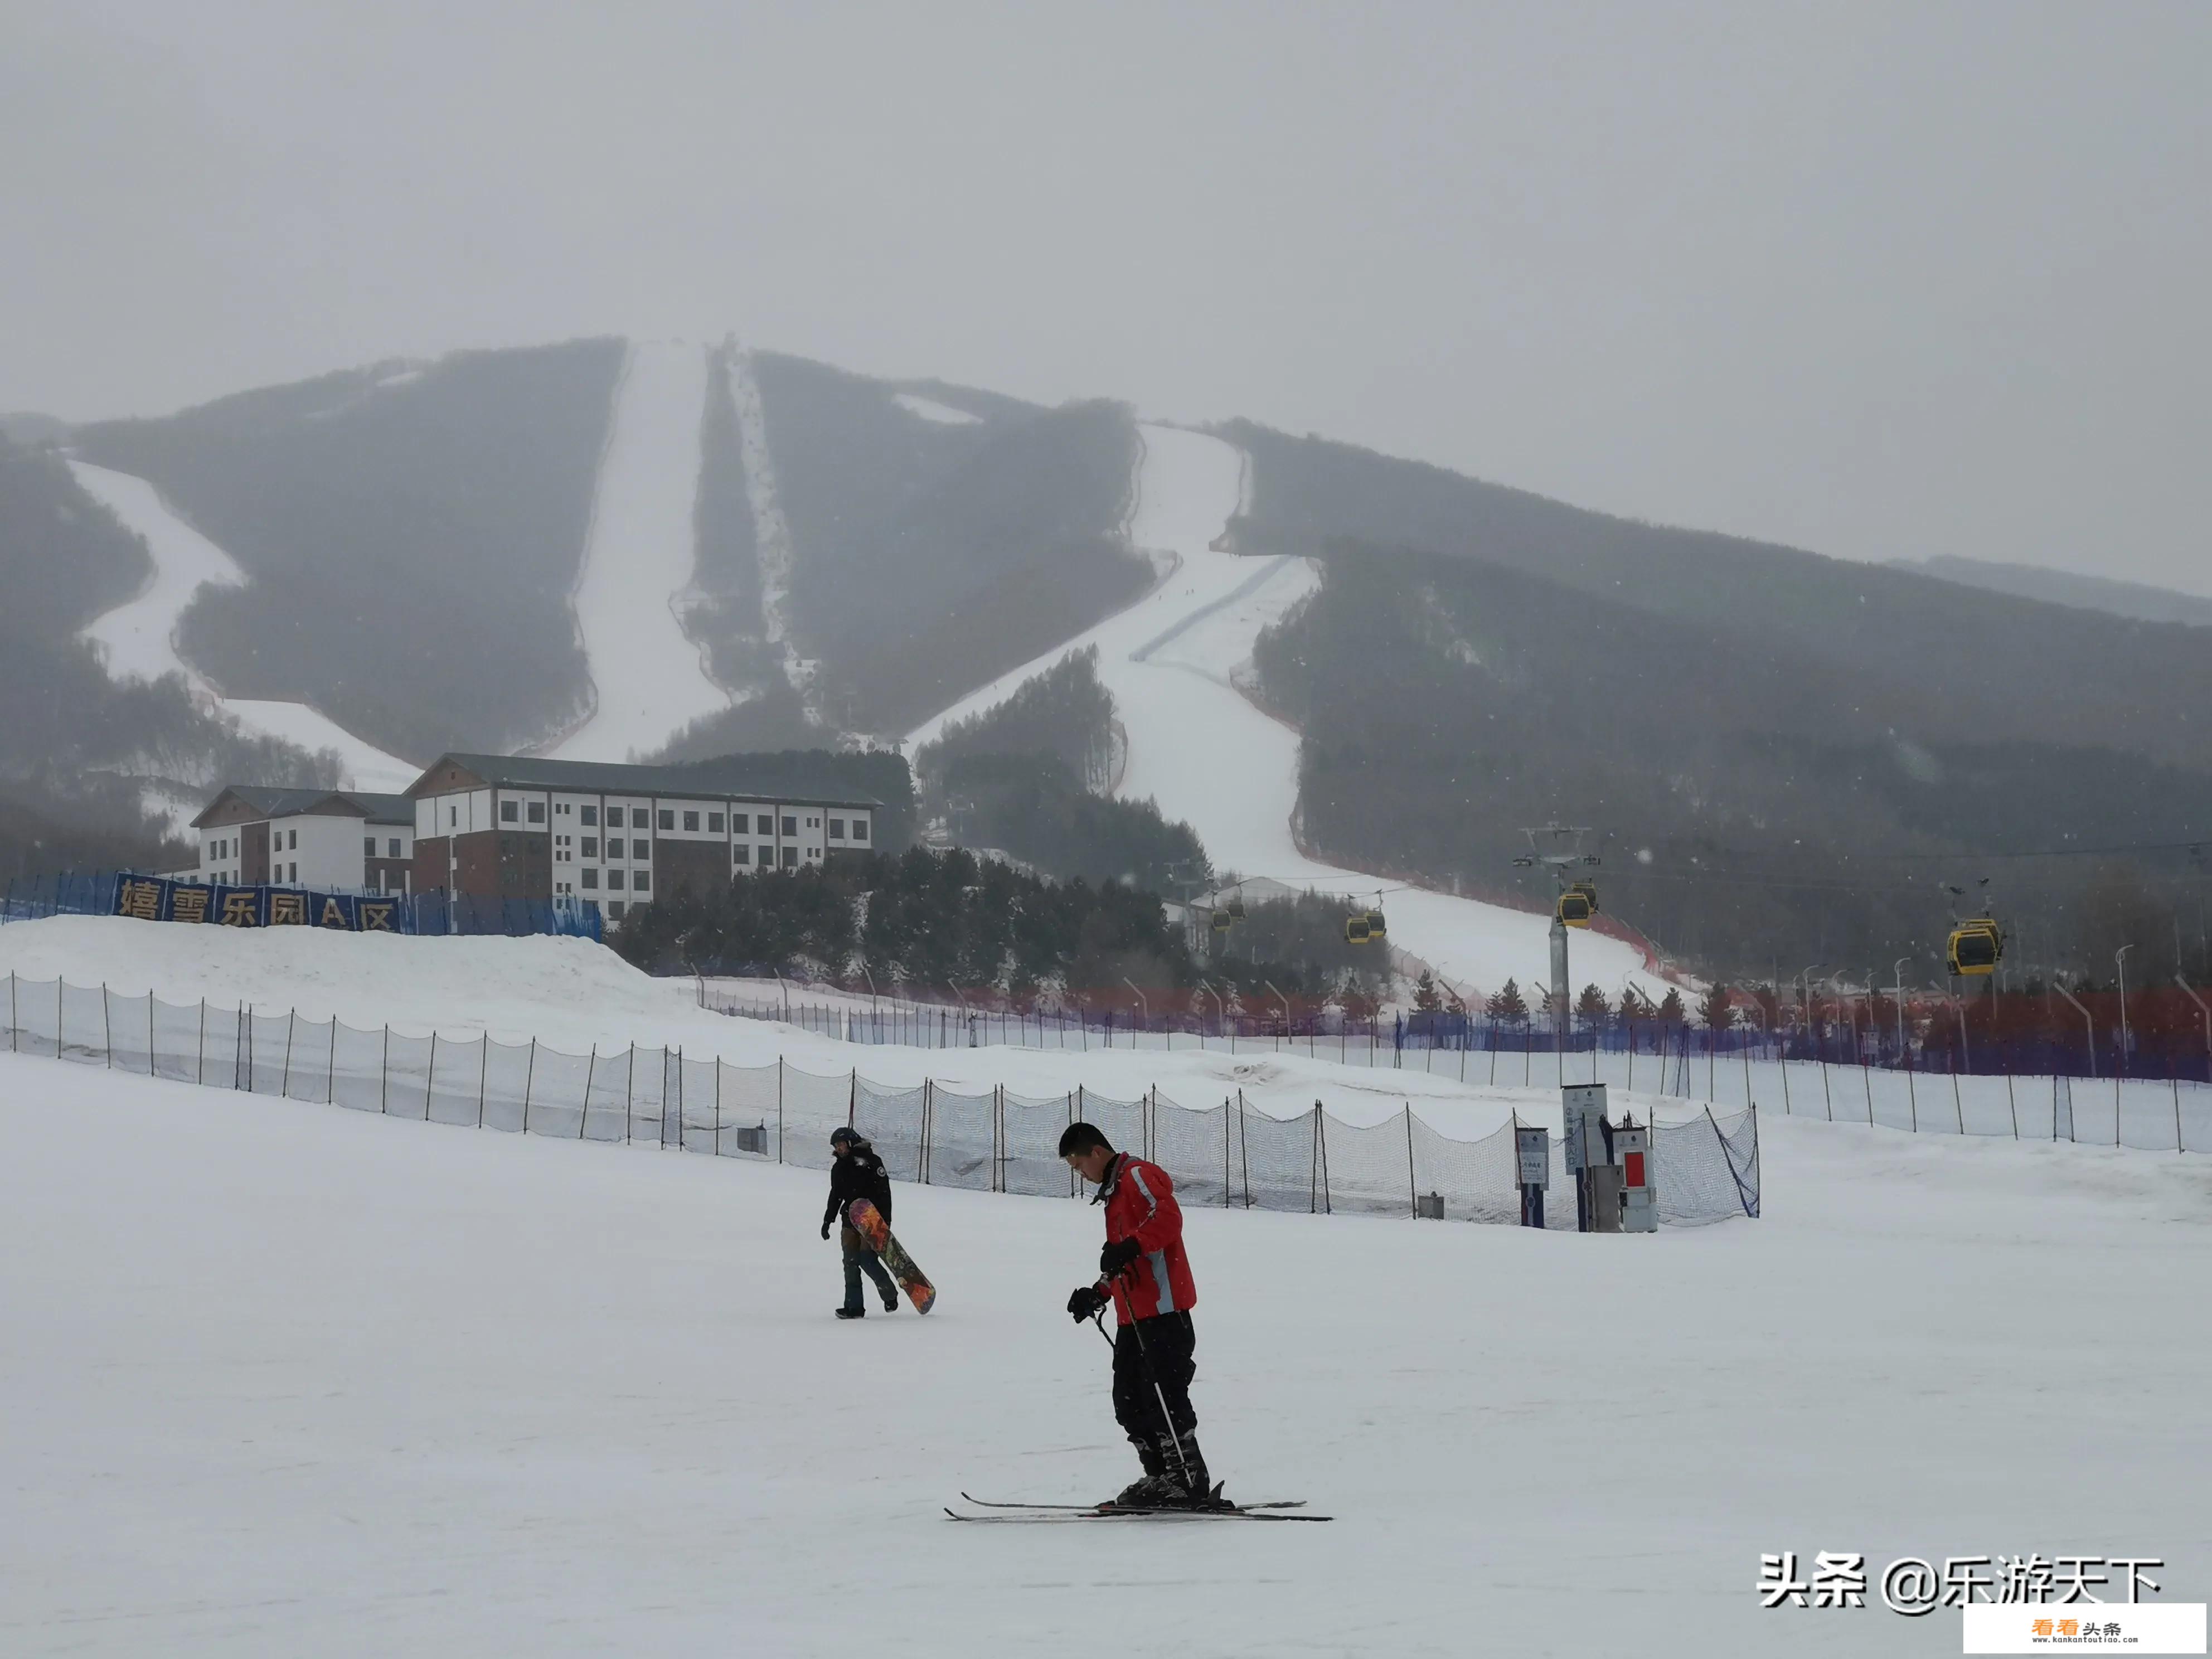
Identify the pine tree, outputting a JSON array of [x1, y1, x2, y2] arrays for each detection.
[[1656, 986, 1686, 1025], [1488, 978, 1527, 1021], [1699, 982, 1734, 1030], [1575, 983, 1610, 1021], [1413, 969, 1443, 1012]]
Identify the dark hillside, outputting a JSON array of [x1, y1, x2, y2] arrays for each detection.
[[1220, 421, 2212, 776], [75, 339, 625, 759], [753, 354, 1145, 733], [1254, 543, 2212, 981]]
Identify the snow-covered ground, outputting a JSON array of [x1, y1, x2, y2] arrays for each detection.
[[908, 425, 1666, 1005], [69, 462, 423, 794], [69, 461, 245, 690], [552, 341, 728, 761], [3, 1042, 2204, 1656]]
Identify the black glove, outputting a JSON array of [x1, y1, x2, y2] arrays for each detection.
[[821, 1220, 832, 1240], [1066, 1285, 1109, 1323], [1099, 1237, 1142, 1277]]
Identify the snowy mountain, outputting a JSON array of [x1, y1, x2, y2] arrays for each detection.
[[12, 337, 2212, 991]]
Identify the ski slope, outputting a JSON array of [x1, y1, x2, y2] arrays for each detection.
[[69, 461, 245, 691], [909, 425, 1666, 1003], [553, 341, 729, 761], [4, 1045, 2205, 1657], [220, 699, 421, 793], [68, 463, 423, 792]]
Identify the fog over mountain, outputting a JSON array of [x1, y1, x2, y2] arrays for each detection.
[[7, 4, 2208, 599]]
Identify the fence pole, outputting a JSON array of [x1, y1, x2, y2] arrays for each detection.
[[715, 1056, 722, 1153], [326, 1017, 336, 1104], [1315, 1104, 1332, 1214], [1779, 1053, 1791, 1114], [848, 1067, 857, 1129], [7, 971, 13, 1054], [2174, 1069, 2184, 1153], [1951, 1061, 1964, 1135], [477, 1034, 488, 1127], [777, 1057, 784, 1163], [627, 1045, 637, 1145], [994, 1084, 1004, 1193], [1404, 1104, 1417, 1217], [380, 1023, 389, 1114], [2006, 1066, 2019, 1138], [424, 1029, 436, 1120], [1224, 1097, 1233, 1207], [102, 983, 112, 1068], [148, 993, 156, 1078], [922, 1078, 933, 1185], [59, 978, 65, 1063], [579, 1046, 593, 1139], [1239, 1090, 1252, 1209], [1906, 1056, 1917, 1133], [1070, 1090, 1078, 1197], [238, 1002, 247, 1093], [282, 1009, 296, 1099], [197, 997, 205, 1084], [1820, 1055, 1831, 1120], [676, 1047, 685, 1152]]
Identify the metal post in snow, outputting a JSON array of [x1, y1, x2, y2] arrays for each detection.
[[380, 1023, 389, 1114], [101, 983, 111, 1068], [1404, 1104, 1417, 1217], [627, 1044, 637, 1146], [580, 1045, 594, 1139], [197, 997, 205, 1084], [777, 1056, 784, 1163], [1239, 1090, 1252, 1209], [425, 1029, 437, 1120], [326, 1017, 336, 1104], [148, 993, 156, 1078], [282, 1008, 295, 1098], [2006, 1066, 2019, 1138]]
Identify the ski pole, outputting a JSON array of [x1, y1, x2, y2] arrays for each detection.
[[1099, 1279, 1201, 1496]]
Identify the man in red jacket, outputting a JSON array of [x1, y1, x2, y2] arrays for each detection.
[[1061, 1121, 1217, 1508]]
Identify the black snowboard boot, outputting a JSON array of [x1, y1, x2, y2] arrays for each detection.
[[880, 1288, 898, 1313], [834, 1307, 864, 1320]]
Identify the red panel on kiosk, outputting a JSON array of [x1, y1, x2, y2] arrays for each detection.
[[1623, 1151, 1646, 1189]]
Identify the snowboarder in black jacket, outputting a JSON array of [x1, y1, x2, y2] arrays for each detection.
[[822, 1126, 898, 1318]]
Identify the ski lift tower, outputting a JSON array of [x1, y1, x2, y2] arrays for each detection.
[[1513, 826, 1601, 1061]]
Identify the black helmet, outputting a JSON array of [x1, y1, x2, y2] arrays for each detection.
[[830, 1126, 858, 1149]]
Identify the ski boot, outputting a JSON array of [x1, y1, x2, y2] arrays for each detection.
[[834, 1307, 865, 1320]]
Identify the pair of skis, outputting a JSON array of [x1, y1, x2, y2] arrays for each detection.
[[945, 1492, 1330, 1524]]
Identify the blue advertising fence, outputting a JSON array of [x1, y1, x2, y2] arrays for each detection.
[[0, 871, 602, 943]]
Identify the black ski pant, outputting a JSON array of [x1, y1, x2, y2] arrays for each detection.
[[841, 1225, 896, 1311], [1112, 1312, 1197, 1472]]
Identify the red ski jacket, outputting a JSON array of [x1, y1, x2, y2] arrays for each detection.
[[1096, 1153, 1196, 1324]]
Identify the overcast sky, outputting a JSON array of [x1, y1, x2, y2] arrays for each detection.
[[7, 2, 2208, 595]]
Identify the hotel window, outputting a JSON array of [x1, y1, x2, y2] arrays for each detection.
[[828, 819, 845, 840], [581, 805, 598, 827], [707, 813, 724, 833], [733, 845, 750, 865], [388, 838, 401, 858], [501, 799, 518, 822], [757, 814, 773, 835], [658, 809, 675, 831], [683, 810, 700, 832], [528, 802, 545, 824], [852, 821, 868, 842], [633, 870, 651, 891], [581, 869, 598, 889], [781, 847, 797, 867], [608, 901, 625, 919], [781, 816, 797, 837], [581, 837, 598, 857], [365, 836, 376, 857], [632, 838, 649, 860], [607, 870, 624, 890]]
